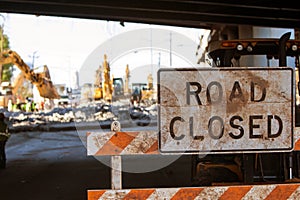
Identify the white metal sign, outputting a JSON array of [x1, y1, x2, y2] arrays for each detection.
[[158, 67, 294, 154]]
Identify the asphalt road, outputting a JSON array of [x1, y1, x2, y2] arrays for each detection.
[[0, 126, 194, 200]]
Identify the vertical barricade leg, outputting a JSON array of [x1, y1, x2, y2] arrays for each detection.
[[110, 121, 122, 189], [111, 155, 122, 189]]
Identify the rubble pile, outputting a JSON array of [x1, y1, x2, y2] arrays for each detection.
[[1, 102, 158, 132]]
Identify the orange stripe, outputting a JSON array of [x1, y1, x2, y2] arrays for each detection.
[[219, 186, 252, 200], [295, 139, 300, 150], [145, 141, 159, 154], [95, 141, 123, 155], [95, 132, 136, 155], [86, 132, 91, 137], [265, 184, 299, 200], [110, 132, 136, 149], [123, 189, 155, 200], [87, 190, 105, 200], [171, 188, 203, 200]]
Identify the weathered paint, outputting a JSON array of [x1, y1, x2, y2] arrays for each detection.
[[295, 139, 300, 150], [158, 67, 294, 154], [87, 131, 159, 156], [87, 183, 300, 200], [294, 127, 300, 151], [86, 129, 300, 156], [111, 155, 122, 189]]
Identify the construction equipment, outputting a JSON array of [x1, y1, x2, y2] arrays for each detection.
[[189, 32, 300, 185], [124, 64, 130, 95], [0, 50, 60, 107], [86, 32, 300, 199], [2, 71, 26, 108], [130, 73, 156, 106], [94, 54, 125, 102], [130, 82, 145, 105], [112, 77, 124, 98]]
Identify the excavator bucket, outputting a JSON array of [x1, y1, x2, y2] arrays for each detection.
[[35, 65, 60, 99], [36, 80, 60, 99]]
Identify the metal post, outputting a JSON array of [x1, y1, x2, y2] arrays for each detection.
[[110, 120, 122, 189], [289, 153, 293, 179], [111, 155, 122, 189]]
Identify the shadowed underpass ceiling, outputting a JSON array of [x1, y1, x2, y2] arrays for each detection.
[[0, 0, 299, 29]]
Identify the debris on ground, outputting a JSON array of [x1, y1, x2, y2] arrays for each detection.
[[0, 100, 158, 132]]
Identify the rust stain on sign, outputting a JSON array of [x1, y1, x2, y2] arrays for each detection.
[[158, 67, 294, 154]]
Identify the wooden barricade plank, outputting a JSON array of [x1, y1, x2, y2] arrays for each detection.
[[86, 129, 300, 199], [294, 127, 300, 151], [295, 139, 300, 150], [87, 131, 159, 155], [87, 128, 300, 154], [87, 183, 300, 200]]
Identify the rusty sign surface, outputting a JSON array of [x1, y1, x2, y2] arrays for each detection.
[[158, 67, 294, 154]]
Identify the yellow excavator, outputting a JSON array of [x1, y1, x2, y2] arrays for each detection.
[[130, 73, 156, 106], [0, 50, 60, 107], [94, 54, 113, 102], [94, 54, 126, 102]]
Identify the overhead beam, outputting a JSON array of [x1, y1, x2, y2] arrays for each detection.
[[0, 0, 299, 29]]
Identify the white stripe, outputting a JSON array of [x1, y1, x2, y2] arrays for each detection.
[[87, 132, 114, 155], [122, 131, 157, 154], [195, 186, 228, 200], [99, 190, 130, 200], [147, 188, 179, 200], [242, 184, 276, 200]]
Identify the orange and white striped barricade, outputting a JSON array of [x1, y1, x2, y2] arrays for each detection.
[[294, 127, 300, 151], [87, 183, 300, 200], [86, 125, 300, 199], [87, 131, 159, 156], [87, 129, 159, 190]]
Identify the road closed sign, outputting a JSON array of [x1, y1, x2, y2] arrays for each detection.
[[158, 67, 294, 154]]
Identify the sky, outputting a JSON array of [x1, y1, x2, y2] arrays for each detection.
[[0, 13, 210, 89]]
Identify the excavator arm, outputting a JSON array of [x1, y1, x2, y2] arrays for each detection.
[[0, 50, 60, 99], [11, 72, 25, 95]]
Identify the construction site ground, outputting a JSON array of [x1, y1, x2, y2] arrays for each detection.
[[0, 125, 194, 200]]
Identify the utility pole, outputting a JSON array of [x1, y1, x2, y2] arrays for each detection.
[[169, 32, 172, 67], [30, 51, 39, 69]]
